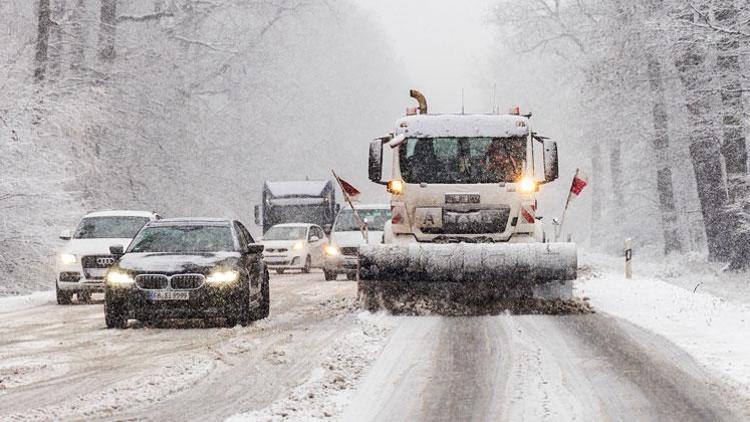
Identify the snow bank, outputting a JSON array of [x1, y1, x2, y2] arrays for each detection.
[[0, 290, 54, 313], [577, 259, 750, 392]]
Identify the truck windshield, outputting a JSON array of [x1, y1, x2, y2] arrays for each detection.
[[334, 209, 390, 231], [73, 216, 150, 239], [264, 226, 307, 241], [128, 225, 234, 253], [399, 137, 526, 184]]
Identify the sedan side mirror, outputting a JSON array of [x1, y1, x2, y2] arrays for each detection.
[[310, 236, 320, 242], [59, 230, 72, 240], [109, 244, 125, 256], [247, 244, 265, 254]]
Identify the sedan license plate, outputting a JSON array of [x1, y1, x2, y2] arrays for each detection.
[[149, 291, 189, 301]]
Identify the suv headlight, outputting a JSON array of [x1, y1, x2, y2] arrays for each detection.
[[207, 269, 240, 284], [324, 244, 340, 256], [106, 269, 135, 286], [60, 253, 77, 264]]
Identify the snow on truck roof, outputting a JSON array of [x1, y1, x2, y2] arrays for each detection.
[[265, 180, 331, 197], [394, 114, 530, 138]]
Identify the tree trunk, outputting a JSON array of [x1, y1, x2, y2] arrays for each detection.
[[646, 54, 682, 254], [70, 0, 87, 73], [673, 6, 732, 261], [98, 0, 117, 62], [34, 0, 52, 83], [715, 0, 750, 268], [48, 0, 65, 83]]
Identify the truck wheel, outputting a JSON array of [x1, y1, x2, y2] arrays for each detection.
[[302, 256, 311, 273], [78, 291, 92, 303], [324, 270, 337, 281], [56, 284, 72, 305], [104, 300, 128, 329], [276, 269, 285, 275]]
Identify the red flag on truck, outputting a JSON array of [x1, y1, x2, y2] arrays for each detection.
[[565, 168, 589, 209], [334, 174, 360, 202]]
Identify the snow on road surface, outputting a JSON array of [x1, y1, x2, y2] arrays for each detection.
[[2, 263, 750, 421]]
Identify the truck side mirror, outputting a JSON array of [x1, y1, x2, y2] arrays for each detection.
[[543, 140, 559, 182], [368, 139, 384, 184], [109, 244, 125, 257], [254, 205, 260, 226]]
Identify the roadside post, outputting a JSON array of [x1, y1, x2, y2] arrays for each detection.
[[625, 238, 633, 279]]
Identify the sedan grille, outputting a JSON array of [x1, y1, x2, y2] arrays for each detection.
[[82, 255, 116, 268], [136, 274, 169, 290], [341, 247, 359, 256], [266, 248, 288, 253], [170, 274, 205, 290]]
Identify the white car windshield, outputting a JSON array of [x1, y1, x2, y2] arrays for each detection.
[[264, 226, 307, 240], [334, 209, 390, 231], [73, 216, 150, 239]]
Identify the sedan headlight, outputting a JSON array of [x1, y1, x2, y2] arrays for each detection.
[[292, 241, 305, 251], [60, 253, 77, 264], [207, 269, 240, 284], [324, 244, 340, 256], [106, 269, 135, 286]]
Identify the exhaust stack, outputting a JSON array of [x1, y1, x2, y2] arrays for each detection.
[[410, 89, 427, 115]]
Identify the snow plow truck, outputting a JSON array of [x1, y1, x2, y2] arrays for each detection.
[[358, 90, 577, 314]]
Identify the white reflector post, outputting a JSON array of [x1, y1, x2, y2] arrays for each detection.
[[625, 238, 633, 279]]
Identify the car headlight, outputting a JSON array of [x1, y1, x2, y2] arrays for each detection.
[[207, 269, 240, 284], [106, 269, 135, 286], [292, 241, 304, 251], [324, 244, 340, 256], [60, 253, 77, 264]]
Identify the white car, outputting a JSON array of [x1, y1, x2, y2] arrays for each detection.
[[55, 210, 161, 304], [261, 223, 327, 274], [322, 204, 390, 280]]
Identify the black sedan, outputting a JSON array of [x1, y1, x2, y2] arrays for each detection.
[[103, 218, 269, 328]]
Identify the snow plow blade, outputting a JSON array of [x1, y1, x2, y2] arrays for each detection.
[[357, 243, 578, 315]]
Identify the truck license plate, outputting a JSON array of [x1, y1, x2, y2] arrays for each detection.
[[150, 291, 189, 301]]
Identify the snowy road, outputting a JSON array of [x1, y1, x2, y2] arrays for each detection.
[[1, 271, 750, 421]]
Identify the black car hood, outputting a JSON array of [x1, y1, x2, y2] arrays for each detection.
[[117, 251, 241, 274]]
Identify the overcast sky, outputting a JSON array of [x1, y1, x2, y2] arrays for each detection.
[[349, 0, 498, 114]]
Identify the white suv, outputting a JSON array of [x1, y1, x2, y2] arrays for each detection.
[[322, 204, 390, 280], [55, 210, 161, 304]]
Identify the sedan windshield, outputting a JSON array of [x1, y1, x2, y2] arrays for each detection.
[[128, 225, 234, 253], [399, 137, 526, 184], [334, 209, 390, 232], [73, 216, 150, 239], [263, 226, 307, 241]]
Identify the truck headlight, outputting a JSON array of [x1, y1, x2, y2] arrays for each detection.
[[324, 244, 340, 256], [207, 269, 240, 284], [292, 241, 304, 251], [387, 180, 404, 195], [60, 253, 77, 264], [518, 177, 538, 193], [106, 269, 135, 286]]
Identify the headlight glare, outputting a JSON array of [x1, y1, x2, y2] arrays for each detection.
[[106, 270, 135, 286], [207, 269, 240, 284], [60, 253, 77, 264], [518, 177, 538, 193], [292, 241, 304, 251], [324, 244, 340, 256]]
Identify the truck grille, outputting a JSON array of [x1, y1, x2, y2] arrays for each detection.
[[422, 208, 511, 235], [170, 274, 205, 289], [341, 247, 359, 256], [136, 274, 168, 290], [82, 255, 116, 268]]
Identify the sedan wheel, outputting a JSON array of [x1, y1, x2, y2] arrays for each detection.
[[302, 256, 311, 274]]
